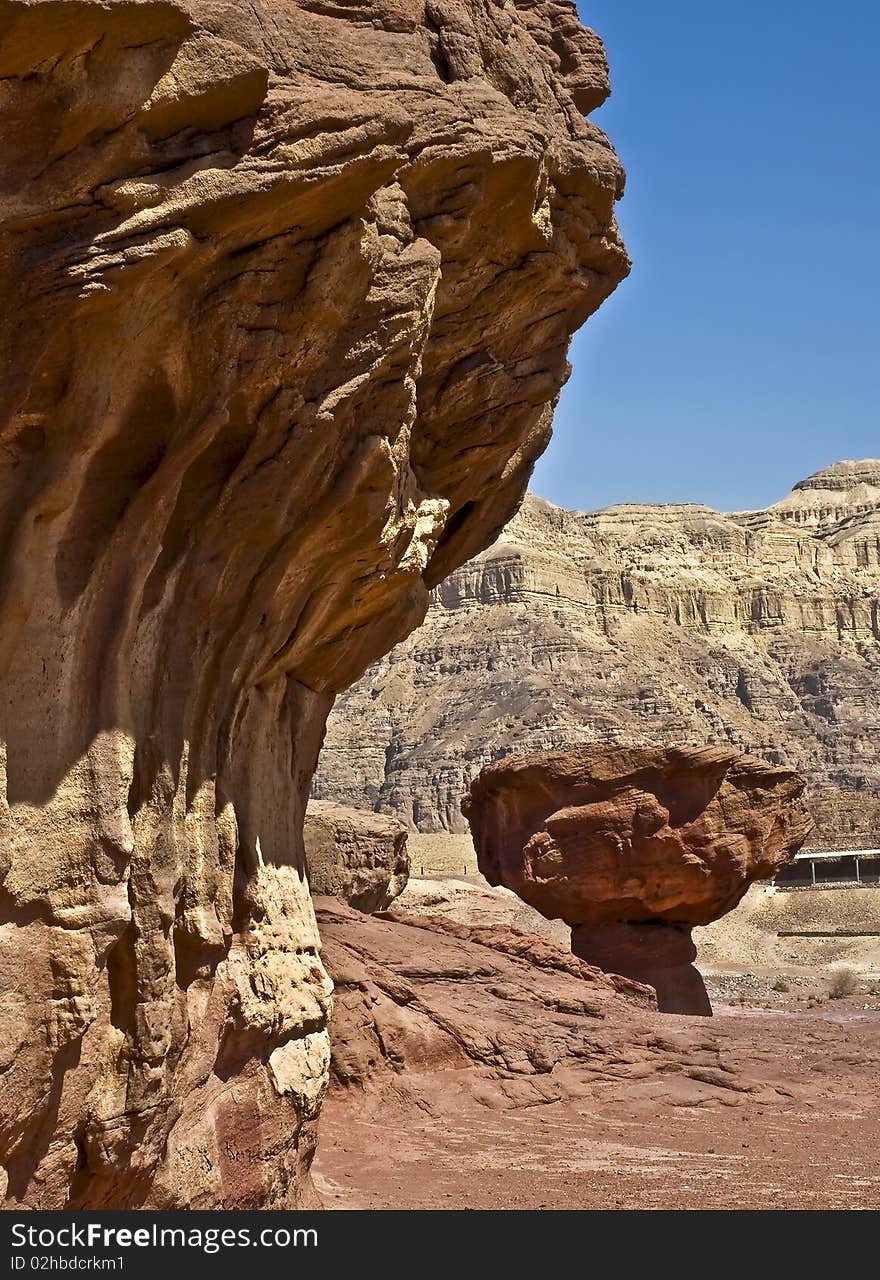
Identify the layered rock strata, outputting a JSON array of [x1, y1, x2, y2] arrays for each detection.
[[304, 801, 409, 914], [0, 0, 627, 1207], [315, 463, 880, 840], [463, 745, 813, 1013]]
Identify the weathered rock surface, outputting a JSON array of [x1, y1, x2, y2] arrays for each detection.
[[314, 463, 880, 842], [313, 890, 880, 1210], [0, 0, 627, 1207], [464, 745, 814, 924], [570, 923, 712, 1016], [463, 745, 813, 1012], [304, 800, 408, 913], [317, 895, 657, 1096]]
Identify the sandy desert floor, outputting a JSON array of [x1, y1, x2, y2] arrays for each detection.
[[313, 843, 880, 1211], [314, 1000, 880, 1210]]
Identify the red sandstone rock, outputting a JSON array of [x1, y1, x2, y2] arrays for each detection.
[[463, 745, 813, 1013], [569, 922, 711, 1016], [315, 895, 656, 1094], [464, 745, 813, 925]]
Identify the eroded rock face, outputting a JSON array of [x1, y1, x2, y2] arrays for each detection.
[[316, 891, 880, 1209], [569, 922, 711, 1016], [463, 745, 813, 1013], [0, 0, 627, 1207], [304, 800, 409, 913]]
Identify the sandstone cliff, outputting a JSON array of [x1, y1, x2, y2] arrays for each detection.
[[315, 462, 880, 840], [0, 0, 627, 1207]]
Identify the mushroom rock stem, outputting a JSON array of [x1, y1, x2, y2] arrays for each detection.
[[570, 922, 711, 1016]]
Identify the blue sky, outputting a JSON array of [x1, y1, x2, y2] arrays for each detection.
[[532, 1, 880, 513]]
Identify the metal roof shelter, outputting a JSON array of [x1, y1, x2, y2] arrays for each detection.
[[795, 849, 880, 860], [775, 848, 880, 889]]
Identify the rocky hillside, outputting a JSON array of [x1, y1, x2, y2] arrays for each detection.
[[314, 461, 880, 844]]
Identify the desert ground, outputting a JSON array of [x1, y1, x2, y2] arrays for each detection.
[[313, 835, 880, 1211]]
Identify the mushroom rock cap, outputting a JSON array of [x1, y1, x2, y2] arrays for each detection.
[[462, 745, 814, 927]]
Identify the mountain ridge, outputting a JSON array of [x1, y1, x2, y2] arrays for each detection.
[[313, 462, 880, 845]]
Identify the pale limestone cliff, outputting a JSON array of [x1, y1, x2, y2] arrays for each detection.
[[315, 463, 880, 839], [0, 0, 627, 1207]]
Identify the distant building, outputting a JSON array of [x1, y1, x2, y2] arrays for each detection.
[[773, 849, 880, 890]]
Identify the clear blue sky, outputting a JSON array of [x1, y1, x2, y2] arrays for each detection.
[[532, 0, 880, 513]]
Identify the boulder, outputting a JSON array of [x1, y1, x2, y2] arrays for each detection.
[[304, 801, 409, 913], [463, 745, 813, 1013]]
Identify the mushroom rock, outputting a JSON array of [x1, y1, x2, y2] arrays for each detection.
[[304, 801, 409, 914], [463, 746, 813, 1015], [0, 0, 627, 1207]]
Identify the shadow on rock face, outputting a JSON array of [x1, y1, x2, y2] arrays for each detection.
[[570, 922, 712, 1016]]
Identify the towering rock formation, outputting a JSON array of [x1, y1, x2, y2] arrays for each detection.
[[463, 745, 813, 1013], [315, 463, 880, 838], [0, 0, 627, 1207]]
